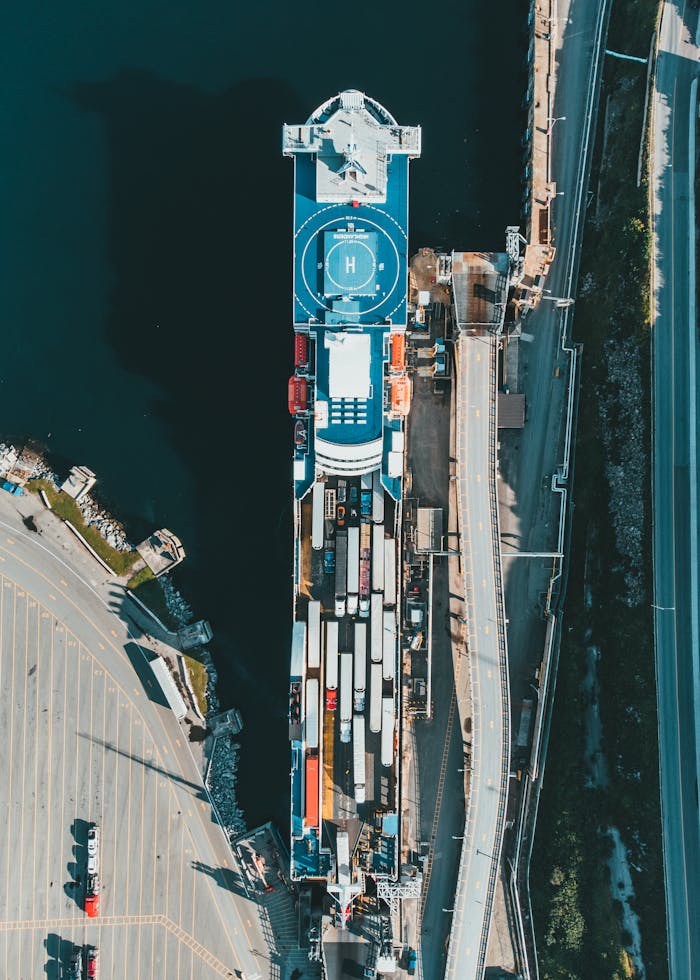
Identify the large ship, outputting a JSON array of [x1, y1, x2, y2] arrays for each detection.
[[283, 90, 421, 948]]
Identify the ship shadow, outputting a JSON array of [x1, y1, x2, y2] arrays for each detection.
[[67, 69, 303, 830]]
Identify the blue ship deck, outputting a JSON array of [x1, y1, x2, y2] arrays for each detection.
[[293, 157, 409, 327]]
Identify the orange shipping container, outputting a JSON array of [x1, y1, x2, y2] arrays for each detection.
[[304, 754, 319, 828]]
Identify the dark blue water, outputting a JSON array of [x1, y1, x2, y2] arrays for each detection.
[[1, 2, 524, 827]]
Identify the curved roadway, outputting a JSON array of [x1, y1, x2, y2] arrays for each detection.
[[0, 494, 267, 979], [651, 3, 700, 976]]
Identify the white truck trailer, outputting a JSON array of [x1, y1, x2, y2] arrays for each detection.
[[372, 523, 385, 592], [370, 662, 383, 733], [372, 469, 385, 524], [340, 652, 353, 743], [370, 593, 383, 663], [353, 714, 366, 804], [382, 610, 396, 681], [311, 481, 324, 551], [307, 600, 321, 669], [381, 697, 394, 767], [305, 678, 319, 750], [353, 623, 367, 712], [383, 537, 396, 607]]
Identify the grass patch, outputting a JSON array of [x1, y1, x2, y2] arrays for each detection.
[[183, 653, 208, 717], [126, 564, 155, 590], [530, 1, 667, 977], [27, 478, 138, 576]]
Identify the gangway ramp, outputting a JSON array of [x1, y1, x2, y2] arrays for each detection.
[[445, 333, 510, 980]]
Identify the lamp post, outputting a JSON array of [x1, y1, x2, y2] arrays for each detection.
[[546, 115, 566, 135]]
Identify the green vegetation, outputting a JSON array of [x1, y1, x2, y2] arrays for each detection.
[[530, 2, 667, 977], [125, 564, 155, 590], [27, 478, 138, 576], [183, 653, 208, 717]]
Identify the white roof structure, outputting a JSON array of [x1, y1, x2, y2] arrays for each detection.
[[283, 90, 421, 204], [326, 332, 371, 399]]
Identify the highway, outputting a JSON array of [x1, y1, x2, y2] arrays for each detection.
[[650, 3, 700, 977], [444, 334, 510, 980], [0, 492, 268, 979]]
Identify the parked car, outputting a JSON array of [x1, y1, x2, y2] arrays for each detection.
[[336, 504, 346, 527]]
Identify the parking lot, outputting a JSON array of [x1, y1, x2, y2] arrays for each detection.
[[0, 502, 269, 980]]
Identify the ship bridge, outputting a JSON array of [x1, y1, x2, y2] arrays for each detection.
[[285, 91, 421, 495]]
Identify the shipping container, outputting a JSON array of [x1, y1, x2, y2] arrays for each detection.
[[335, 533, 348, 617], [382, 611, 396, 681], [353, 623, 367, 712], [372, 524, 385, 592], [370, 662, 383, 733], [370, 594, 383, 663], [381, 697, 395, 768], [372, 469, 385, 524], [347, 526, 360, 594], [311, 482, 324, 551], [307, 601, 321, 670], [304, 754, 319, 828], [384, 537, 396, 607], [305, 678, 319, 750], [326, 622, 339, 710], [340, 653, 353, 743], [353, 715, 366, 805], [359, 522, 371, 617]]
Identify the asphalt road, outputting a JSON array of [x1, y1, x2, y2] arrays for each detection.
[[444, 334, 509, 980], [651, 3, 700, 977], [0, 494, 268, 979]]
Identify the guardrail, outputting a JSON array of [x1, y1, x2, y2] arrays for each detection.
[[509, 3, 612, 978]]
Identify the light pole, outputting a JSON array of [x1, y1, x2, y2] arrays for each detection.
[[546, 115, 566, 136], [541, 296, 575, 308]]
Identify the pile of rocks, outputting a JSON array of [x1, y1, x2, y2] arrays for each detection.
[[207, 735, 246, 839], [160, 575, 193, 627], [76, 495, 132, 552]]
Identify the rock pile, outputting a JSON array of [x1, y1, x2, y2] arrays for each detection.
[[206, 735, 246, 839]]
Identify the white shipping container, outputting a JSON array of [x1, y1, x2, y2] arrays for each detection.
[[372, 524, 385, 592], [347, 526, 360, 595], [383, 538, 396, 607], [353, 714, 366, 804], [307, 601, 321, 670], [381, 697, 394, 768], [370, 662, 383, 733], [305, 679, 320, 750], [372, 469, 385, 524], [382, 611, 396, 681], [311, 482, 324, 551], [326, 621, 339, 689], [340, 653, 353, 723], [370, 594, 383, 662]]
